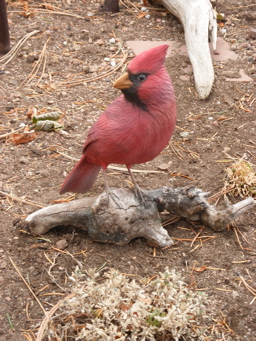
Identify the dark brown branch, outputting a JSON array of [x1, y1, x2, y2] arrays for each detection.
[[0, 0, 10, 54], [101, 0, 119, 13]]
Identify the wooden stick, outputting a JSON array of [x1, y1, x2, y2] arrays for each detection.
[[9, 256, 46, 315]]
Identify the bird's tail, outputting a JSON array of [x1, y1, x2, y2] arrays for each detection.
[[59, 156, 101, 194]]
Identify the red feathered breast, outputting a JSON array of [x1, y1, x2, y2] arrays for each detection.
[[83, 93, 176, 167]]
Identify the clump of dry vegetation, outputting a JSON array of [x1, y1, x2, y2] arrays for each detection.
[[42, 267, 209, 340], [224, 159, 256, 199]]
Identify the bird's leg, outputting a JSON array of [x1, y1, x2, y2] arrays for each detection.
[[126, 166, 147, 202], [102, 168, 121, 207]]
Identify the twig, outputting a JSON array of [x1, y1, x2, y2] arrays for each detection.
[[44, 253, 66, 292], [0, 190, 45, 208], [125, 0, 143, 12], [223, 3, 256, 9], [119, 0, 136, 14], [190, 230, 202, 248], [36, 38, 49, 86], [8, 7, 86, 19], [233, 226, 244, 250], [162, 215, 180, 227], [170, 173, 194, 181], [57, 151, 164, 174], [236, 226, 252, 246], [32, 9, 86, 19], [169, 142, 184, 160], [8, 256, 46, 315], [21, 38, 50, 87], [0, 30, 40, 66], [0, 126, 25, 139], [239, 276, 256, 304], [58, 53, 128, 87], [36, 293, 74, 341]]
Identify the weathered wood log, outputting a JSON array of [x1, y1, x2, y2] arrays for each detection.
[[157, 0, 217, 99], [0, 0, 10, 54], [20, 187, 256, 247]]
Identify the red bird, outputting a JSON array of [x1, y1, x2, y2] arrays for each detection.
[[60, 44, 176, 196]]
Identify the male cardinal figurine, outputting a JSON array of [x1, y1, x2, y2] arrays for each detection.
[[60, 44, 176, 197]]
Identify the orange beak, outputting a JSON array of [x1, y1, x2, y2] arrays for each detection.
[[113, 72, 133, 90]]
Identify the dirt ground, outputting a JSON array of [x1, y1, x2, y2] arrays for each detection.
[[0, 0, 256, 340]]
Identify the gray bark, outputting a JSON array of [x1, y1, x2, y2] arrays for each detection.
[[16, 187, 255, 247]]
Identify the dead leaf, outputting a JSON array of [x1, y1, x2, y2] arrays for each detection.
[[42, 3, 54, 10], [217, 116, 228, 121], [194, 265, 207, 273], [137, 12, 147, 19], [12, 132, 36, 145]]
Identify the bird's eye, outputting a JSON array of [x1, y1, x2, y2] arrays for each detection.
[[137, 74, 147, 82]]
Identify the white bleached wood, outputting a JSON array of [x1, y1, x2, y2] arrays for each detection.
[[160, 0, 217, 99]]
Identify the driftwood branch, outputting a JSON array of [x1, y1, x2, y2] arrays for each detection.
[[159, 0, 217, 99], [19, 187, 256, 247]]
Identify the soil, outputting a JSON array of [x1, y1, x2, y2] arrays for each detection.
[[0, 0, 256, 340]]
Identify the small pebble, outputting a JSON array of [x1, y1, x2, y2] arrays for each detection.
[[158, 163, 169, 171], [180, 131, 189, 138], [109, 46, 117, 52], [96, 39, 104, 46], [19, 157, 28, 164], [109, 38, 116, 44], [110, 61, 116, 67], [26, 55, 37, 63], [89, 66, 98, 73], [0, 261, 7, 269], [83, 65, 90, 74], [74, 44, 81, 51], [72, 59, 80, 66], [56, 239, 68, 250], [145, 14, 150, 19], [249, 28, 256, 38], [104, 57, 110, 62]]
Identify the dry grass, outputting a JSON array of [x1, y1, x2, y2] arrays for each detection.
[[39, 267, 210, 340], [224, 158, 256, 199]]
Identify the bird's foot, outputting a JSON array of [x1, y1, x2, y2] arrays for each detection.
[[105, 187, 122, 208], [133, 185, 150, 204]]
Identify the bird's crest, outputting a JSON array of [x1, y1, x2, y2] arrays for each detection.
[[128, 44, 169, 74]]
